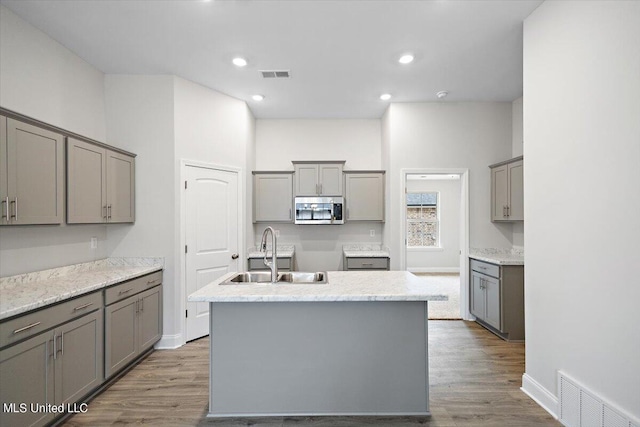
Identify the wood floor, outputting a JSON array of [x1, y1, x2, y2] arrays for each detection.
[[62, 321, 560, 426]]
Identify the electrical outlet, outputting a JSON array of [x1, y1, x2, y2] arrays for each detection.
[[370, 230, 375, 237], [90, 237, 98, 249], [275, 229, 280, 237]]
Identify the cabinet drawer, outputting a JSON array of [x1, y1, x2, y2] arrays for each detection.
[[104, 271, 163, 306], [346, 257, 389, 270], [248, 258, 291, 271], [0, 291, 102, 349], [470, 259, 500, 279]]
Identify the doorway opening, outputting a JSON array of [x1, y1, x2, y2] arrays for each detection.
[[400, 169, 470, 320]]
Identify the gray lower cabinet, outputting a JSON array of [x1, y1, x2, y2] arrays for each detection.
[[248, 257, 292, 271], [470, 259, 524, 341], [0, 116, 65, 225], [344, 257, 390, 271], [104, 276, 162, 378], [0, 297, 103, 427]]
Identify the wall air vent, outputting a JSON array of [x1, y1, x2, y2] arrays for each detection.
[[260, 70, 290, 79]]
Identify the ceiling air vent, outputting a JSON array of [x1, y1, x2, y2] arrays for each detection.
[[260, 70, 290, 79]]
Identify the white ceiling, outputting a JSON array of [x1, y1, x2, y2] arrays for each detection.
[[1, 0, 543, 119]]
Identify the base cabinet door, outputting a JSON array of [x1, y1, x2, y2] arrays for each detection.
[[105, 297, 138, 378], [138, 287, 162, 352], [0, 332, 55, 427], [470, 273, 486, 319], [483, 275, 501, 330], [55, 310, 104, 406]]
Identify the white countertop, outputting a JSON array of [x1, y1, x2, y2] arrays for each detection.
[[247, 245, 295, 259], [342, 244, 390, 258], [188, 270, 447, 303], [469, 248, 524, 265], [0, 258, 164, 320]]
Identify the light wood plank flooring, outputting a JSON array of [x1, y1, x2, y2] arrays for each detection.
[[62, 321, 560, 426]]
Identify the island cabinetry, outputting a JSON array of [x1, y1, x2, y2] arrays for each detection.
[[344, 171, 385, 221], [293, 161, 344, 196], [67, 138, 135, 224], [0, 115, 64, 225], [104, 271, 162, 378], [470, 259, 524, 341], [0, 291, 104, 427], [490, 157, 523, 222], [252, 171, 293, 223]]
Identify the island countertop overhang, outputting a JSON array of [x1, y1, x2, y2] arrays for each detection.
[[188, 270, 448, 303]]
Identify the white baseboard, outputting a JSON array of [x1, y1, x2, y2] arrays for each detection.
[[155, 333, 184, 349], [521, 373, 559, 420], [408, 267, 460, 274]]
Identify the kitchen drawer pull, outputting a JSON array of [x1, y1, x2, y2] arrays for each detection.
[[478, 266, 487, 270], [13, 321, 41, 334], [73, 302, 94, 311], [362, 263, 374, 266], [103, 205, 108, 219], [1, 197, 8, 221], [118, 288, 133, 295], [107, 204, 112, 220], [60, 331, 64, 356], [10, 198, 17, 221], [52, 331, 57, 360], [147, 279, 157, 285]]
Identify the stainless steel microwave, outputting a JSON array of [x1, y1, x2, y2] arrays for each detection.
[[294, 197, 344, 225]]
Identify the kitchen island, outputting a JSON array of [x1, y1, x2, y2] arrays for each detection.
[[188, 270, 447, 417]]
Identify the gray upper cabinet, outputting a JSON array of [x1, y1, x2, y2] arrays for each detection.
[[253, 172, 293, 223], [67, 138, 135, 223], [344, 171, 385, 221], [0, 116, 64, 225], [293, 161, 344, 196], [491, 157, 523, 222]]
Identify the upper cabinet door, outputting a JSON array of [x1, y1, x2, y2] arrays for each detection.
[[2, 118, 64, 225], [318, 163, 343, 196], [491, 164, 508, 221], [67, 138, 107, 224], [294, 163, 319, 196], [507, 160, 524, 221], [106, 150, 135, 223], [0, 116, 7, 224], [344, 172, 385, 221], [253, 172, 293, 223]]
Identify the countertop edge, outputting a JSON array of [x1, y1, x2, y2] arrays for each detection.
[[468, 254, 524, 266]]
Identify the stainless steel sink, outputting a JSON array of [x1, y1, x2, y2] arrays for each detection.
[[220, 271, 328, 285]]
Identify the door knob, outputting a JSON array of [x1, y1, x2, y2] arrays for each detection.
[[231, 253, 239, 260]]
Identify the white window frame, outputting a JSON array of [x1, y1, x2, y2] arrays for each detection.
[[406, 192, 440, 248]]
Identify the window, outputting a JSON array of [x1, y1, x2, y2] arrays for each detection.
[[406, 192, 439, 247]]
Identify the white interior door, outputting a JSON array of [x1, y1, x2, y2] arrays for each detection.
[[185, 165, 239, 342]]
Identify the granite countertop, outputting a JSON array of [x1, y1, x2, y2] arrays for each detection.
[[188, 270, 447, 303], [0, 258, 164, 320], [247, 245, 295, 259], [342, 244, 390, 258], [469, 248, 524, 265]]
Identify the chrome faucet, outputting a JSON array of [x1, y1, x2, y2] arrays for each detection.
[[260, 226, 278, 283]]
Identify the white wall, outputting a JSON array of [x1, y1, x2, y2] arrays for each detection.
[[405, 178, 461, 272], [523, 1, 640, 420], [383, 103, 513, 270], [512, 97, 524, 248], [104, 75, 177, 345], [0, 5, 109, 276], [254, 119, 382, 271]]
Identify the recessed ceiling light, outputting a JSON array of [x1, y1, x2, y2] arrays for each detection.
[[436, 91, 448, 99], [399, 54, 414, 64], [232, 57, 247, 67], [252, 94, 265, 101], [380, 93, 392, 101]]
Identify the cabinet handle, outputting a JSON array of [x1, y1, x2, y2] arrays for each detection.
[[73, 302, 94, 311], [1, 197, 8, 222], [346, 207, 349, 220], [362, 263, 374, 266], [135, 299, 139, 313], [147, 279, 156, 285], [140, 298, 144, 312], [10, 198, 17, 221], [103, 205, 108, 219], [319, 183, 323, 194], [507, 205, 510, 217], [60, 331, 64, 356], [52, 331, 57, 360], [118, 288, 133, 295], [107, 204, 112, 220], [13, 321, 41, 334]]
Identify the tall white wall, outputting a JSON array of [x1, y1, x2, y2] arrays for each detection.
[[523, 1, 640, 419], [0, 5, 109, 276], [405, 178, 461, 272], [104, 75, 177, 346], [255, 119, 382, 271], [512, 96, 524, 249], [383, 103, 513, 270]]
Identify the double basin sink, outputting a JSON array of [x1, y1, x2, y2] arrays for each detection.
[[221, 271, 327, 285]]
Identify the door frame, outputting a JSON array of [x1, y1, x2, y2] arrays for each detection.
[[399, 168, 471, 320], [179, 160, 244, 346]]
